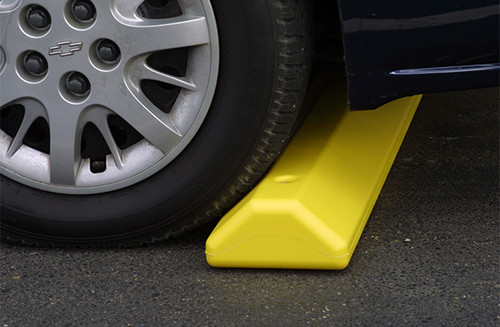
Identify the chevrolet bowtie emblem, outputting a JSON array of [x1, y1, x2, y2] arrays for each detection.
[[49, 41, 83, 57]]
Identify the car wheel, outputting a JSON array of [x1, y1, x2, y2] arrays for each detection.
[[0, 0, 312, 246]]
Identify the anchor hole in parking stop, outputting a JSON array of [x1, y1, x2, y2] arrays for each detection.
[[274, 175, 301, 184]]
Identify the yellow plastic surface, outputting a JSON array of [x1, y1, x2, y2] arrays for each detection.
[[205, 81, 422, 270]]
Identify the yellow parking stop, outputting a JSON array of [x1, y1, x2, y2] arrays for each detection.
[[206, 80, 422, 270]]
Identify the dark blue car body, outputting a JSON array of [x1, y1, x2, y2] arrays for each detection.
[[334, 0, 499, 109]]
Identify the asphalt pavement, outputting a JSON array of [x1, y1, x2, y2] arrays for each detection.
[[1, 87, 498, 326]]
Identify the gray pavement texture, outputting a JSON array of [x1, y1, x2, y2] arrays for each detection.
[[1, 87, 499, 327]]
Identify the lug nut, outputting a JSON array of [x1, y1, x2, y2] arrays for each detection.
[[24, 51, 48, 76], [66, 72, 90, 97], [72, 0, 96, 22], [26, 6, 51, 30], [96, 39, 121, 64]]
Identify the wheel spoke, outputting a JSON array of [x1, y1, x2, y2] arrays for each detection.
[[118, 15, 210, 57], [6, 112, 38, 157], [48, 112, 82, 186], [119, 107, 182, 154], [84, 108, 123, 168], [100, 89, 182, 154], [129, 56, 197, 91], [6, 98, 47, 157], [111, 0, 145, 19]]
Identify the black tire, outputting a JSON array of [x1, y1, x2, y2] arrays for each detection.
[[1, 0, 312, 246]]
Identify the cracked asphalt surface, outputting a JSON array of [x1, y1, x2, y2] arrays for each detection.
[[1, 87, 498, 326]]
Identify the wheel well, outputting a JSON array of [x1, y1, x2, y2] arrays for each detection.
[[311, 0, 344, 66]]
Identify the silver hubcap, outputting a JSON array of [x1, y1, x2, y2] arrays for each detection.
[[0, 0, 219, 194]]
